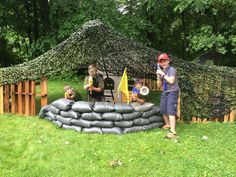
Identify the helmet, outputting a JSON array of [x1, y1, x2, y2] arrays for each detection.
[[157, 53, 170, 62]]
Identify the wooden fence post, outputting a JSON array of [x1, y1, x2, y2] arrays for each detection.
[[17, 82, 23, 114], [0, 85, 3, 114], [30, 80, 36, 115], [229, 110, 235, 123], [40, 76, 48, 107], [4, 85, 10, 113], [25, 80, 30, 115], [10, 84, 16, 114]]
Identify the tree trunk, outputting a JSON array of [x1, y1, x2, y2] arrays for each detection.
[[38, 0, 51, 34], [33, 0, 38, 41]]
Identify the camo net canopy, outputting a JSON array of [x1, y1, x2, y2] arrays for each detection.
[[0, 20, 236, 122]]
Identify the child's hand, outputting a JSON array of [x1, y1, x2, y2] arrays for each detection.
[[156, 70, 165, 77]]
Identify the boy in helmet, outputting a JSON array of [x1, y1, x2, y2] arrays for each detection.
[[83, 64, 104, 103], [156, 53, 180, 139], [130, 80, 145, 104]]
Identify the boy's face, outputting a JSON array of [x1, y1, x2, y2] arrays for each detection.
[[67, 88, 74, 94], [135, 83, 142, 90], [88, 68, 96, 77], [159, 59, 170, 69]]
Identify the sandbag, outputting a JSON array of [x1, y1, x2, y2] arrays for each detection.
[[133, 118, 150, 126], [131, 102, 154, 112], [143, 122, 163, 130], [52, 120, 63, 128], [71, 119, 91, 128], [44, 116, 53, 121], [38, 105, 50, 118], [114, 103, 134, 113], [123, 111, 142, 120], [102, 112, 123, 121], [44, 111, 56, 121], [51, 98, 74, 111], [91, 121, 113, 128], [62, 125, 82, 132], [142, 109, 156, 118], [114, 121, 133, 128], [149, 115, 164, 123], [102, 127, 122, 134], [82, 127, 102, 134], [71, 101, 93, 113], [60, 110, 80, 119], [81, 112, 102, 120], [55, 115, 72, 125], [93, 102, 114, 113], [123, 126, 144, 133], [152, 106, 161, 115], [47, 105, 60, 115]]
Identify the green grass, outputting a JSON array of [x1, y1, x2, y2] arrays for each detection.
[[1, 79, 236, 177]]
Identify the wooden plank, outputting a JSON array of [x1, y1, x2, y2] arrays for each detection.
[[4, 85, 10, 113], [229, 110, 235, 123], [25, 80, 30, 115], [10, 84, 16, 114], [0, 86, 3, 114], [30, 80, 36, 115], [40, 76, 48, 107], [192, 117, 197, 122], [223, 114, 229, 123], [17, 82, 23, 114]]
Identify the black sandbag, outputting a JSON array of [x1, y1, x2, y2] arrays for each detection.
[[114, 121, 133, 128], [55, 115, 72, 125], [152, 106, 161, 115], [44, 111, 56, 121], [81, 112, 102, 120], [133, 118, 150, 126], [131, 102, 154, 112], [71, 119, 91, 128], [51, 98, 74, 111], [142, 109, 156, 118], [60, 110, 80, 119], [149, 115, 164, 123], [93, 102, 114, 113], [71, 101, 93, 113], [91, 121, 113, 128], [38, 105, 50, 118], [123, 126, 144, 133], [52, 120, 63, 128], [47, 105, 60, 115], [62, 125, 82, 132], [102, 127, 122, 134], [123, 111, 142, 120], [114, 103, 134, 113], [102, 112, 123, 121], [82, 127, 102, 134], [143, 122, 163, 130]]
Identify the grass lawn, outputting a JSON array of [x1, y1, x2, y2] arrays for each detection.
[[0, 78, 236, 177]]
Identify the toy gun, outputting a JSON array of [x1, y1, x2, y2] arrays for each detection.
[[88, 76, 93, 94], [156, 64, 162, 90]]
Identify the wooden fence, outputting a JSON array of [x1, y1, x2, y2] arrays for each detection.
[[0, 77, 48, 116], [142, 78, 235, 123]]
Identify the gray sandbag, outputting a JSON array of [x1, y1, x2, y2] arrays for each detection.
[[60, 110, 80, 119], [131, 102, 154, 112], [152, 106, 161, 115], [142, 109, 156, 118], [52, 120, 63, 128], [45, 111, 56, 121], [114, 121, 133, 128], [47, 105, 60, 115], [123, 111, 142, 120], [71, 101, 93, 113], [55, 115, 72, 125], [102, 112, 123, 121], [149, 115, 164, 123], [62, 125, 82, 132], [81, 112, 102, 120], [114, 103, 134, 113], [82, 127, 102, 134], [91, 121, 113, 128], [93, 102, 114, 112], [102, 127, 122, 134], [143, 122, 163, 130], [123, 126, 144, 133], [133, 118, 150, 126], [38, 105, 50, 118], [51, 98, 74, 111], [44, 116, 53, 121], [71, 119, 91, 128]]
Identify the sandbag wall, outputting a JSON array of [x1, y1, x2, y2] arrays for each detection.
[[39, 98, 164, 134]]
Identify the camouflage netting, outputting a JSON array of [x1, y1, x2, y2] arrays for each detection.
[[0, 20, 236, 122]]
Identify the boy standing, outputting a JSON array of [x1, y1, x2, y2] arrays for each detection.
[[156, 53, 180, 139]]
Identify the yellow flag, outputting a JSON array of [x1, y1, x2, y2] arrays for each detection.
[[118, 68, 129, 104]]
